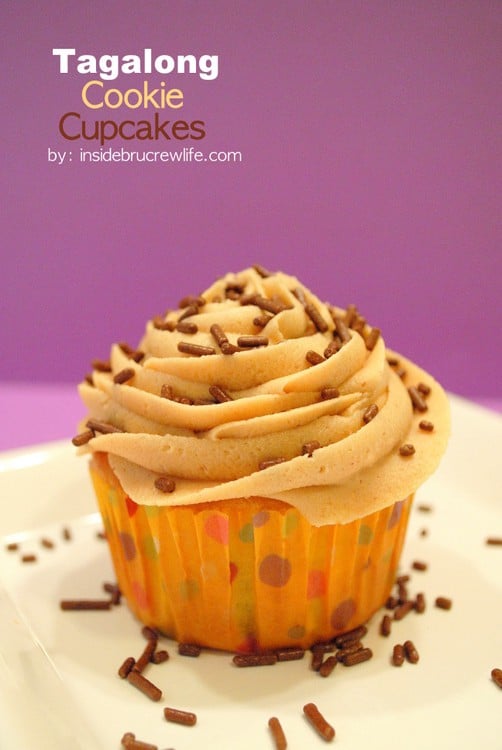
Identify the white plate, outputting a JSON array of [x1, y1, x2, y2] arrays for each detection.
[[0, 394, 501, 750]]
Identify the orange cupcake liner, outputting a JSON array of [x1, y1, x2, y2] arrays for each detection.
[[90, 453, 412, 652]]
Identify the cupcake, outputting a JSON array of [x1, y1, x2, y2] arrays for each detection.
[[74, 266, 449, 652]]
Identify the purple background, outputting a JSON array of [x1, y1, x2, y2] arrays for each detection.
[[1, 1, 500, 397]]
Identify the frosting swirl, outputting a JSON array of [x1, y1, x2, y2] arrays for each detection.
[[76, 267, 449, 525]]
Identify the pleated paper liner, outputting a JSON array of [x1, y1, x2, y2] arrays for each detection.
[[90, 453, 412, 653]]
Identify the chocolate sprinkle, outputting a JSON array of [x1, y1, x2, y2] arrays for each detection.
[[222, 342, 244, 354], [419, 420, 434, 432], [486, 537, 502, 546], [306, 350, 325, 366], [92, 358, 112, 372], [394, 601, 414, 621], [121, 733, 157, 750], [178, 304, 200, 322], [292, 286, 308, 306], [113, 368, 135, 385], [412, 560, 428, 571], [71, 429, 94, 447], [179, 294, 205, 309], [142, 625, 159, 641], [415, 592, 426, 613], [292, 286, 329, 332], [225, 289, 243, 301], [399, 443, 416, 457], [268, 717, 287, 750], [118, 343, 144, 362], [60, 599, 112, 610], [252, 263, 273, 278], [259, 457, 287, 470], [164, 706, 197, 727], [336, 643, 364, 662], [320, 387, 340, 400], [344, 304, 358, 327], [302, 440, 321, 457], [404, 640, 419, 664], [365, 327, 381, 351], [392, 644, 405, 666], [178, 342, 216, 356], [333, 316, 351, 344], [178, 643, 201, 657], [335, 625, 368, 647], [408, 386, 428, 412], [351, 314, 366, 334], [171, 394, 189, 406], [126, 670, 162, 702], [160, 384, 174, 400], [303, 702, 335, 742], [62, 526, 72, 541], [311, 648, 327, 672], [103, 582, 121, 604], [417, 503, 433, 512], [417, 382, 431, 396], [225, 282, 245, 299], [152, 316, 175, 331], [210, 323, 230, 351], [241, 294, 289, 315], [233, 653, 277, 667], [151, 650, 169, 664], [363, 404, 379, 424], [380, 614, 392, 636], [86, 419, 123, 435], [324, 338, 341, 358], [305, 303, 329, 333], [276, 647, 305, 662], [435, 596, 452, 610], [133, 638, 158, 674], [491, 668, 502, 689], [209, 384, 233, 403], [154, 476, 176, 493], [176, 321, 198, 334], [118, 657, 136, 679], [319, 654, 338, 677], [253, 314, 272, 327], [236, 335, 269, 348], [340, 647, 373, 666]]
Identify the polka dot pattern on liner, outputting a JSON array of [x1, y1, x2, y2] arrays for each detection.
[[91, 452, 413, 652]]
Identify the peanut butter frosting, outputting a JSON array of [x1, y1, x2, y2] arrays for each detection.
[[75, 267, 450, 525]]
